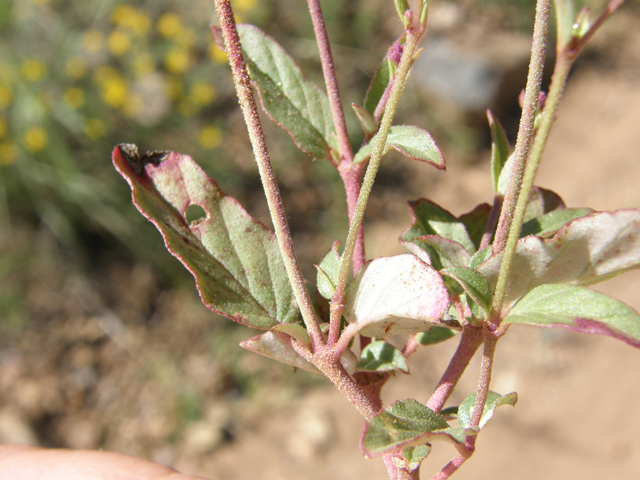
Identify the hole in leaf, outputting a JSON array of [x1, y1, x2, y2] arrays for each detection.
[[185, 204, 207, 224]]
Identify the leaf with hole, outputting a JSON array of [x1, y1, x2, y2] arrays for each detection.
[[354, 125, 445, 168], [113, 146, 298, 329], [343, 254, 451, 338], [504, 284, 640, 349], [237, 24, 337, 161]]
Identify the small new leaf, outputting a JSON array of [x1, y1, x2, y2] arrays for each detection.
[[240, 331, 319, 374], [457, 391, 518, 429], [316, 241, 341, 300], [415, 327, 456, 346], [357, 340, 409, 373], [487, 110, 510, 193], [441, 267, 492, 318], [504, 284, 640, 349]]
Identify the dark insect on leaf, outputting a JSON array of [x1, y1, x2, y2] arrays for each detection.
[[118, 143, 170, 175]]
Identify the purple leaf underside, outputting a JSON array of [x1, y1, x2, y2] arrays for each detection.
[[113, 146, 298, 330]]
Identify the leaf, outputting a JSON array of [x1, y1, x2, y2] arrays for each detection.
[[240, 331, 319, 374], [504, 284, 640, 349], [412, 236, 472, 269], [361, 399, 447, 457], [440, 267, 492, 318], [520, 208, 591, 237], [497, 153, 514, 195], [487, 110, 510, 193], [457, 391, 518, 429], [364, 44, 400, 116], [357, 340, 409, 373], [402, 445, 431, 472], [352, 103, 376, 136], [316, 241, 341, 300], [554, 0, 576, 48], [113, 146, 298, 329], [401, 200, 475, 268], [343, 254, 451, 338], [469, 247, 492, 270], [523, 186, 566, 223], [353, 125, 445, 168], [237, 24, 336, 161], [478, 210, 640, 310], [415, 327, 456, 346], [273, 323, 310, 347], [458, 203, 492, 251]]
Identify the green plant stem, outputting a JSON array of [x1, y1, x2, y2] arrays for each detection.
[[490, 0, 551, 318], [214, 0, 324, 350], [328, 30, 422, 346]]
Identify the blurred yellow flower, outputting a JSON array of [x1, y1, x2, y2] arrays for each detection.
[[84, 118, 106, 140], [111, 5, 136, 25], [83, 30, 105, 54], [165, 76, 183, 101], [108, 29, 132, 56], [164, 47, 190, 74], [0, 85, 12, 109], [189, 81, 217, 106], [208, 43, 228, 64], [100, 75, 128, 108], [157, 13, 182, 39], [232, 0, 257, 13], [111, 5, 151, 35], [94, 65, 120, 84], [65, 57, 88, 80], [0, 142, 17, 166], [63, 87, 85, 109], [198, 125, 222, 150], [132, 52, 156, 76], [0, 119, 7, 138], [22, 127, 48, 152], [21, 59, 47, 82]]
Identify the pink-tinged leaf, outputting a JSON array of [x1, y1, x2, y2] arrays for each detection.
[[112, 145, 298, 329], [523, 186, 567, 223], [458, 203, 492, 251], [360, 399, 477, 458], [504, 284, 640, 349], [353, 125, 445, 169], [240, 331, 319, 374], [413, 235, 472, 268], [343, 254, 452, 338], [478, 209, 640, 310], [236, 25, 337, 161], [457, 391, 518, 429]]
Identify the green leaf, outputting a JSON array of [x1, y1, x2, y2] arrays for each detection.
[[520, 208, 591, 237], [411, 236, 472, 269], [354, 125, 445, 168], [441, 267, 492, 318], [343, 254, 451, 338], [458, 203, 492, 251], [240, 331, 319, 374], [316, 241, 341, 300], [504, 284, 640, 349], [478, 210, 640, 309], [458, 391, 518, 429], [415, 327, 456, 346], [273, 323, 310, 347], [238, 24, 336, 161], [497, 153, 514, 195], [523, 186, 566, 223], [401, 200, 475, 267], [469, 247, 492, 270], [402, 445, 431, 472], [360, 399, 450, 457], [364, 49, 397, 116], [352, 103, 376, 136], [113, 146, 298, 330], [357, 340, 409, 373], [487, 110, 510, 193]]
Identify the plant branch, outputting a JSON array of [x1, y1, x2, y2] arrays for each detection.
[[491, 0, 551, 317], [426, 327, 483, 412], [329, 29, 423, 344], [307, 0, 353, 165], [214, 0, 324, 350], [430, 453, 470, 480], [468, 333, 498, 432]]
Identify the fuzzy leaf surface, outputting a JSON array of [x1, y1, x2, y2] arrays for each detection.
[[478, 210, 640, 309], [343, 254, 450, 338], [113, 146, 298, 329], [357, 340, 409, 373], [240, 331, 319, 374], [520, 208, 591, 238], [402, 445, 431, 472], [238, 24, 336, 160], [413, 236, 472, 269], [488, 110, 510, 193], [523, 186, 566, 223], [458, 391, 518, 429], [504, 284, 640, 349], [353, 126, 445, 168], [441, 267, 492, 318]]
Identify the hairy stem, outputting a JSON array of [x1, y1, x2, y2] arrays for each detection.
[[426, 327, 483, 412], [307, 0, 353, 164], [468, 333, 498, 431], [491, 0, 551, 317], [430, 453, 469, 480], [214, 0, 324, 349], [329, 29, 423, 343]]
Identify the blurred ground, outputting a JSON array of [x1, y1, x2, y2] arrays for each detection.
[[1, 1, 640, 479]]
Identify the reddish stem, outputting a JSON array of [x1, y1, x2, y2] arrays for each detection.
[[430, 453, 469, 480]]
